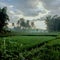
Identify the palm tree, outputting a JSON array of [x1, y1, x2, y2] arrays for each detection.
[[19, 18, 26, 29], [26, 20, 31, 29], [17, 20, 20, 27], [12, 23, 15, 28], [31, 21, 35, 29]]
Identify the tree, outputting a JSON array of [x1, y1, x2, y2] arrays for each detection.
[[0, 7, 9, 32], [19, 18, 26, 29], [26, 20, 31, 28], [17, 18, 36, 29], [31, 21, 35, 28], [17, 18, 31, 29], [12, 23, 15, 28], [17, 20, 20, 27], [45, 15, 60, 32]]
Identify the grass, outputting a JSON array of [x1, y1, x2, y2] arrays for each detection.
[[0, 34, 60, 60], [0, 36, 55, 51]]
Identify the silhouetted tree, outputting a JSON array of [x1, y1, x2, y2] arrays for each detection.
[[12, 23, 15, 28], [17, 20, 20, 27], [26, 20, 31, 28], [17, 18, 31, 29], [31, 21, 35, 28], [19, 18, 26, 29], [0, 7, 9, 32]]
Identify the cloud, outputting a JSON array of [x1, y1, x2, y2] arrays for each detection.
[[19, 0, 49, 16], [1, 0, 60, 18], [41, 0, 60, 15], [0, 0, 49, 17], [35, 21, 47, 29], [0, 2, 24, 23], [0, 0, 50, 29]]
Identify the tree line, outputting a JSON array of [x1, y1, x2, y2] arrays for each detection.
[[45, 15, 60, 32], [12, 18, 35, 29]]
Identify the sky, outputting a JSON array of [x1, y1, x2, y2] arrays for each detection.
[[0, 0, 60, 29]]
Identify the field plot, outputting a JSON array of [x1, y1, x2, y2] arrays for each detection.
[[0, 36, 60, 60]]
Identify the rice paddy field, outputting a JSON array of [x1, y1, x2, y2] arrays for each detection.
[[0, 34, 60, 60]]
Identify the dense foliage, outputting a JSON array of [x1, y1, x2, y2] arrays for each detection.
[[45, 15, 60, 32], [0, 7, 9, 32]]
